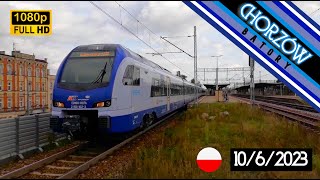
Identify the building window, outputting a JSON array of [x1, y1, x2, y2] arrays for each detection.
[[28, 81, 32, 91], [36, 68, 40, 77], [19, 97, 24, 110], [28, 99, 32, 108], [42, 69, 46, 77], [36, 83, 40, 91], [8, 81, 11, 91], [28, 67, 32, 76], [20, 82, 23, 91], [42, 98, 45, 107], [42, 83, 45, 91], [50, 82, 53, 89], [0, 98, 2, 109], [7, 64, 12, 75], [19, 65, 24, 75], [0, 80, 2, 91], [0, 64, 3, 74], [7, 98, 12, 109], [122, 65, 140, 86], [36, 97, 39, 107]]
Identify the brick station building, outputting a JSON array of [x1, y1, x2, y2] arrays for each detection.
[[0, 50, 55, 119]]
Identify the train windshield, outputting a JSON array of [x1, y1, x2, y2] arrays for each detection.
[[60, 57, 114, 84], [59, 51, 115, 85]]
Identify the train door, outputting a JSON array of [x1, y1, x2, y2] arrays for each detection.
[[166, 77, 170, 111], [121, 65, 133, 110], [131, 65, 141, 113]]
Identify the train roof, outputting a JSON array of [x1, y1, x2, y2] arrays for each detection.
[[73, 44, 169, 72], [73, 44, 205, 88]]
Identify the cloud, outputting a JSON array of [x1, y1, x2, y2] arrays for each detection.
[[292, 1, 320, 24], [0, 1, 317, 85]]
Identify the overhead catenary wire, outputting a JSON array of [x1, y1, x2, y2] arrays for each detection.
[[310, 8, 320, 16], [115, 1, 158, 36], [114, 1, 200, 83], [89, 1, 194, 78]]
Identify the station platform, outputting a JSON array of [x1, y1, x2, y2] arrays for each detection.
[[197, 95, 240, 104]]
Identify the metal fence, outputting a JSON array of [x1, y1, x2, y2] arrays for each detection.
[[0, 113, 66, 163]]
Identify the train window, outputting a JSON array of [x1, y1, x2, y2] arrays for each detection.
[[151, 78, 161, 97], [123, 65, 134, 85], [123, 65, 140, 86], [170, 83, 182, 96], [133, 67, 140, 86], [170, 83, 175, 96], [161, 80, 166, 96]]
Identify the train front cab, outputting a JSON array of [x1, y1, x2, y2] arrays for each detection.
[[49, 44, 128, 136]]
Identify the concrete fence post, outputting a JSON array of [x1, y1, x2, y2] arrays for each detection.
[[15, 117, 24, 159], [35, 115, 43, 152]]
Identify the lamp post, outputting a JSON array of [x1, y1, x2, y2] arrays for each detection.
[[211, 55, 222, 102], [211, 55, 223, 91]]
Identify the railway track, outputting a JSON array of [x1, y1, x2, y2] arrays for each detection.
[[232, 94, 317, 112], [233, 95, 320, 132], [0, 110, 179, 179]]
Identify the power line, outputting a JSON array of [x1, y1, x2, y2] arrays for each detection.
[[89, 1, 194, 78], [115, 1, 158, 36], [114, 1, 198, 80], [310, 8, 320, 16], [161, 35, 194, 38], [161, 36, 194, 58]]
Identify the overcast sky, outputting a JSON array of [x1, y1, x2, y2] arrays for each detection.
[[0, 1, 319, 85]]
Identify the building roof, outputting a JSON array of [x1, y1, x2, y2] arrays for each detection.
[[203, 83, 230, 90], [234, 82, 282, 90], [0, 51, 47, 63]]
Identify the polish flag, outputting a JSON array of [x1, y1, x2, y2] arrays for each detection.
[[197, 147, 222, 172]]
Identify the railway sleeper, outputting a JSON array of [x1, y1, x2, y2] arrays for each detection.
[[30, 171, 64, 177], [45, 165, 74, 170], [57, 160, 86, 164]]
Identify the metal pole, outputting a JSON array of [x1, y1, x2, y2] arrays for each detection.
[[259, 71, 261, 83], [227, 68, 228, 83], [243, 69, 245, 85], [194, 26, 198, 106], [216, 56, 218, 91], [26, 81, 29, 115], [249, 56, 255, 105]]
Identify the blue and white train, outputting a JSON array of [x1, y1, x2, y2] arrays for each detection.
[[50, 44, 206, 136]]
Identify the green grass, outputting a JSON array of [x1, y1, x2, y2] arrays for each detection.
[[125, 103, 320, 179]]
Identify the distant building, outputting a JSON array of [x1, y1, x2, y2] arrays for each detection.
[[0, 50, 55, 119]]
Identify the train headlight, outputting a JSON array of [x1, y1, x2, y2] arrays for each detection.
[[105, 100, 111, 107], [94, 100, 111, 108], [53, 101, 65, 108], [96, 102, 105, 108]]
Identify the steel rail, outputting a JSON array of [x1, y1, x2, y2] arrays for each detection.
[[58, 111, 179, 179], [0, 142, 86, 179], [0, 110, 181, 179]]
